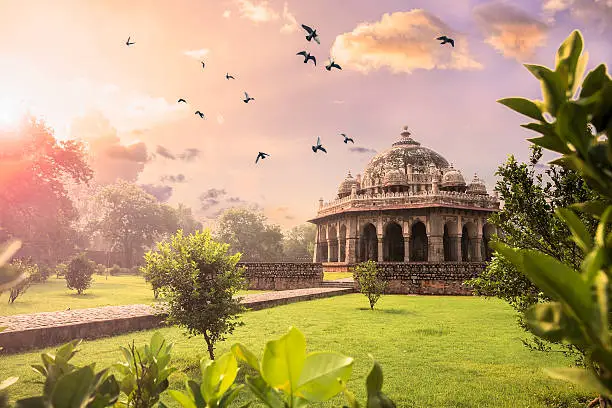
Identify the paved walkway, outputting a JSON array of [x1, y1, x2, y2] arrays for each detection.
[[0, 287, 351, 333]]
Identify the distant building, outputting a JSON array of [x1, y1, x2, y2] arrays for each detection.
[[307, 126, 500, 267]]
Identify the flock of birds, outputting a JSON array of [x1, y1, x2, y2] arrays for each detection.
[[125, 27, 455, 165]]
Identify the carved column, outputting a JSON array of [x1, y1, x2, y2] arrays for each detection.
[[377, 235, 384, 262], [473, 235, 483, 261], [428, 235, 444, 262], [337, 229, 342, 262], [346, 237, 357, 264], [326, 240, 332, 262], [452, 234, 461, 262], [403, 234, 411, 262], [313, 227, 320, 263]]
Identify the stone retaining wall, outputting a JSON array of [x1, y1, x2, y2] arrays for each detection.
[[354, 262, 485, 295], [238, 262, 323, 290]]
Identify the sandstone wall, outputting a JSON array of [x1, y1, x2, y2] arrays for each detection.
[[355, 262, 485, 295], [238, 262, 323, 291]]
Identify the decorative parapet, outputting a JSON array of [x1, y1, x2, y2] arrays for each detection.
[[315, 190, 500, 217]]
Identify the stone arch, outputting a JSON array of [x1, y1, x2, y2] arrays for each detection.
[[461, 221, 477, 261], [482, 223, 496, 261], [383, 222, 404, 262], [359, 223, 378, 262], [443, 220, 459, 261], [410, 221, 428, 261], [328, 225, 338, 262], [339, 224, 347, 262], [319, 226, 328, 262]]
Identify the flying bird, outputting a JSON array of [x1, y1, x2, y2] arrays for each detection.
[[325, 59, 342, 71], [201, 61, 206, 69], [125, 36, 135, 46], [296, 51, 316, 66], [312, 136, 327, 153], [226, 73, 235, 80], [243, 92, 254, 103], [195, 111, 205, 118], [301, 24, 320, 44], [177, 98, 187, 103], [341, 133, 354, 144], [436, 35, 454, 47], [255, 152, 269, 163]]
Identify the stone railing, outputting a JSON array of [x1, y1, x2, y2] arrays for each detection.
[[316, 191, 499, 217], [352, 262, 486, 295], [238, 262, 323, 291]]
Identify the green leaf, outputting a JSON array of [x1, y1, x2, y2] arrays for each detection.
[[527, 136, 572, 155], [595, 206, 612, 247], [497, 98, 545, 121], [244, 375, 286, 408], [555, 102, 589, 154], [581, 247, 606, 282], [570, 200, 609, 219], [168, 390, 198, 408], [545, 368, 611, 396], [50, 366, 96, 408], [261, 327, 307, 395], [580, 64, 610, 99], [524, 302, 586, 344], [200, 352, 239, 403], [186, 380, 205, 408], [0, 377, 18, 392], [366, 360, 384, 396], [150, 331, 165, 354], [555, 208, 593, 253], [231, 343, 260, 372], [554, 30, 584, 96], [14, 397, 46, 408], [524, 64, 566, 115], [218, 384, 245, 407], [295, 352, 354, 401]]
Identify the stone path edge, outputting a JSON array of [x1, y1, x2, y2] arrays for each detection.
[[0, 287, 354, 354]]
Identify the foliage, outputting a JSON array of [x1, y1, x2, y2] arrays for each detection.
[[65, 253, 95, 295], [352, 260, 387, 310], [142, 229, 246, 359], [55, 263, 67, 279], [214, 207, 284, 262], [0, 117, 92, 264], [466, 144, 599, 363], [114, 332, 176, 408], [17, 339, 120, 408], [282, 224, 316, 261], [4, 260, 38, 304], [495, 29, 612, 401]]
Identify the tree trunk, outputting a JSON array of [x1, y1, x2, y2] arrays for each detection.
[[203, 332, 215, 360]]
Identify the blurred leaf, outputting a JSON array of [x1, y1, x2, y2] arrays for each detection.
[[595, 207, 612, 247], [296, 352, 353, 401], [0, 378, 18, 392], [555, 208, 593, 253], [580, 64, 610, 99], [545, 368, 611, 395], [555, 102, 589, 154], [244, 375, 286, 408], [524, 64, 566, 115], [497, 98, 544, 121], [570, 200, 609, 219], [231, 343, 260, 372], [554, 30, 585, 96], [525, 302, 586, 344], [168, 390, 198, 408], [261, 327, 306, 394]]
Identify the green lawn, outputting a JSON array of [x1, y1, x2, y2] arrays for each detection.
[[0, 275, 264, 316], [0, 295, 590, 407], [323, 272, 353, 280]]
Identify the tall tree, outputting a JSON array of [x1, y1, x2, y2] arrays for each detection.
[[0, 117, 93, 263], [214, 207, 284, 261], [282, 223, 316, 261], [92, 180, 169, 267], [467, 145, 601, 363]]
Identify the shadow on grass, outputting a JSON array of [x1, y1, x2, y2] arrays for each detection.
[[356, 307, 416, 315], [412, 328, 449, 336], [66, 292, 99, 299]]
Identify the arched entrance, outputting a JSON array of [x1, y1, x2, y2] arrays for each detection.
[[319, 227, 328, 262], [328, 226, 338, 262], [339, 224, 347, 262], [482, 223, 496, 261], [443, 220, 458, 261], [410, 221, 428, 261], [462, 222, 477, 261], [359, 223, 378, 262], [383, 222, 404, 261]]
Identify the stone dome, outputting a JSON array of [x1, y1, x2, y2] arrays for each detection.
[[361, 126, 450, 187], [441, 165, 466, 188], [383, 169, 407, 186], [337, 171, 360, 195], [467, 174, 488, 195]]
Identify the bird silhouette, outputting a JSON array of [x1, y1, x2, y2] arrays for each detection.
[[201, 61, 206, 69], [301, 24, 320, 44], [312, 136, 327, 153], [177, 98, 187, 103], [436, 35, 454, 47], [125, 36, 135, 46], [325, 59, 342, 71], [243, 92, 255, 103], [195, 111, 205, 118], [255, 152, 269, 163], [296, 51, 316, 66], [226, 73, 235, 80], [341, 133, 354, 144]]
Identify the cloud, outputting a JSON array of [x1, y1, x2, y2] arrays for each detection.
[[183, 49, 210, 60], [199, 188, 227, 211], [543, 0, 612, 30], [280, 2, 298, 33], [226, 196, 243, 203], [349, 146, 377, 154], [140, 184, 173, 203], [473, 1, 548, 60], [217, 113, 225, 125], [70, 111, 148, 184], [236, 0, 279, 23], [330, 10, 482, 74], [160, 174, 186, 183], [177, 148, 201, 162], [223, 10, 231, 18], [156, 145, 176, 160]]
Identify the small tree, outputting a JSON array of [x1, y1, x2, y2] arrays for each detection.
[[352, 260, 387, 310], [65, 253, 94, 295], [5, 260, 38, 304], [142, 229, 246, 359]]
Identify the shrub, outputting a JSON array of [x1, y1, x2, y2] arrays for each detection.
[[4, 259, 38, 304], [107, 264, 121, 276], [92, 263, 107, 275], [55, 262, 68, 279], [65, 253, 95, 295], [353, 260, 387, 310], [142, 229, 246, 359]]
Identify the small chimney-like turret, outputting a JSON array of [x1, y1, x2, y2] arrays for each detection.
[[351, 184, 357, 197], [318, 197, 324, 208], [432, 179, 439, 194], [356, 173, 361, 184]]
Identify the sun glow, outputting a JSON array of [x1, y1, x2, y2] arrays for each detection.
[[0, 97, 28, 133]]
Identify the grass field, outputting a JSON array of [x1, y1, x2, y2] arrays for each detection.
[[323, 272, 353, 280], [0, 294, 590, 407], [0, 275, 264, 316]]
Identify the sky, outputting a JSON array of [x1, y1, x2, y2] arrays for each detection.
[[0, 0, 610, 229]]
